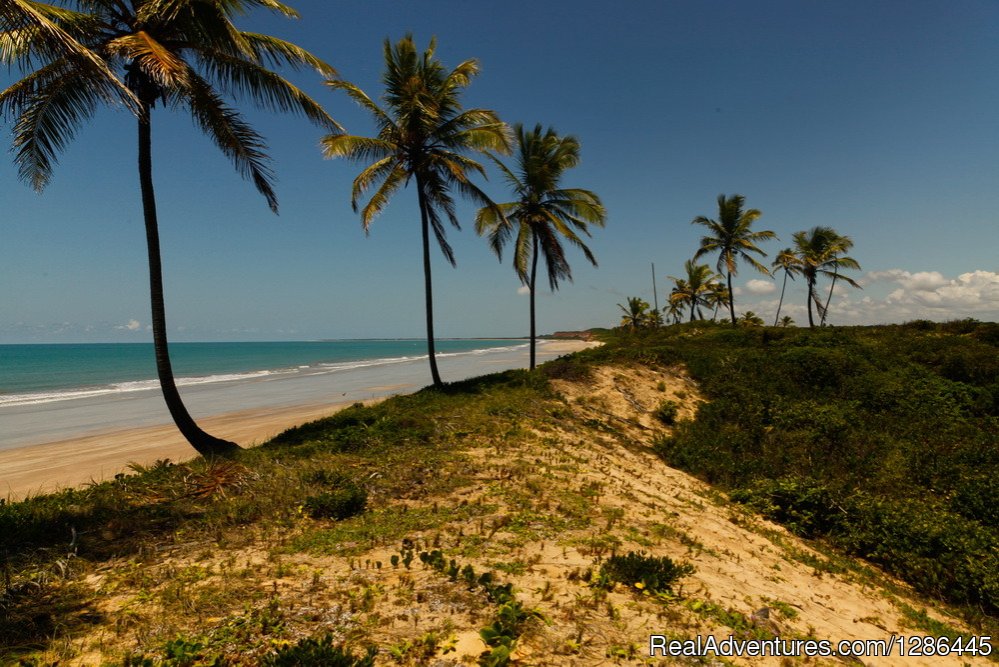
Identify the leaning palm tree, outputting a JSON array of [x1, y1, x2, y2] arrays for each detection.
[[1, 0, 339, 457], [475, 124, 605, 370], [692, 194, 776, 326], [771, 247, 799, 326], [322, 35, 510, 387], [668, 260, 718, 322], [618, 297, 650, 330], [790, 227, 862, 328]]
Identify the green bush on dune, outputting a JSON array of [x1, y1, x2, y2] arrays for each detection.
[[607, 320, 999, 617]]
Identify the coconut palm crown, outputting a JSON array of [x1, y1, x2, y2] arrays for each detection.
[[475, 123, 605, 370], [1, 0, 340, 458], [790, 227, 862, 328], [618, 297, 650, 330], [668, 260, 719, 322], [691, 194, 776, 326], [322, 35, 511, 387]]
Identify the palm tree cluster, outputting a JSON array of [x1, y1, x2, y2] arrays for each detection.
[[3, 7, 604, 456], [323, 37, 605, 378], [641, 194, 861, 332]]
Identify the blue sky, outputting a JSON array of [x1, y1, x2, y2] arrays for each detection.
[[2, 0, 998, 342]]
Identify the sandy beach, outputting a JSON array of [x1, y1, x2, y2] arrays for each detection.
[[0, 339, 597, 499]]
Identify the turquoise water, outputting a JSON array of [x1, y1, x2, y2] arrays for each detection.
[[0, 340, 524, 406]]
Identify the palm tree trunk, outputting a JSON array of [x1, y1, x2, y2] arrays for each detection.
[[650, 262, 659, 327], [415, 174, 443, 387], [726, 270, 736, 326], [774, 270, 788, 326], [820, 266, 839, 326], [138, 103, 238, 458], [806, 276, 817, 329], [529, 233, 538, 371]]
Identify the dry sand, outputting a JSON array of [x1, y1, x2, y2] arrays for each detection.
[[0, 340, 597, 500]]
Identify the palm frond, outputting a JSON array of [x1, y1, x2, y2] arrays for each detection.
[[320, 134, 394, 163], [348, 155, 395, 210], [324, 78, 392, 128], [1, 0, 135, 108], [358, 163, 406, 230], [107, 31, 190, 89], [4, 62, 102, 190], [240, 32, 335, 76], [182, 70, 277, 211], [474, 200, 517, 259], [197, 49, 340, 130]]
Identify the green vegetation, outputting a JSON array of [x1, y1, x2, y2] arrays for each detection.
[[321, 35, 511, 388], [3, 322, 997, 662], [0, 0, 338, 458], [475, 123, 606, 371], [0, 370, 550, 661], [593, 320, 999, 618], [598, 551, 695, 594], [653, 399, 680, 425], [262, 636, 376, 667]]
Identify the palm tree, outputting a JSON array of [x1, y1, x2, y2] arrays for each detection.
[[692, 194, 776, 326], [668, 260, 718, 322], [475, 124, 605, 370], [738, 311, 764, 327], [1, 0, 339, 458], [618, 297, 650, 330], [819, 231, 859, 326], [663, 300, 684, 326], [779, 315, 795, 327], [706, 281, 730, 321], [322, 35, 510, 387], [771, 247, 799, 326], [790, 227, 862, 328]]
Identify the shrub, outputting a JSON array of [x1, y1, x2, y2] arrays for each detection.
[[731, 478, 844, 538], [653, 400, 680, 425], [262, 635, 376, 666], [540, 356, 592, 383], [303, 482, 367, 520], [599, 551, 694, 594]]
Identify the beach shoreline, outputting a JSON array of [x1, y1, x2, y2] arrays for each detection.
[[0, 339, 598, 499]]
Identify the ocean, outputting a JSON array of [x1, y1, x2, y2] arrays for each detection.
[[0, 339, 557, 451], [0, 340, 524, 407]]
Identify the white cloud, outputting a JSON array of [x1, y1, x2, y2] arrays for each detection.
[[877, 269, 999, 311], [745, 279, 776, 295], [517, 285, 530, 296], [736, 268, 999, 326], [115, 319, 141, 331]]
